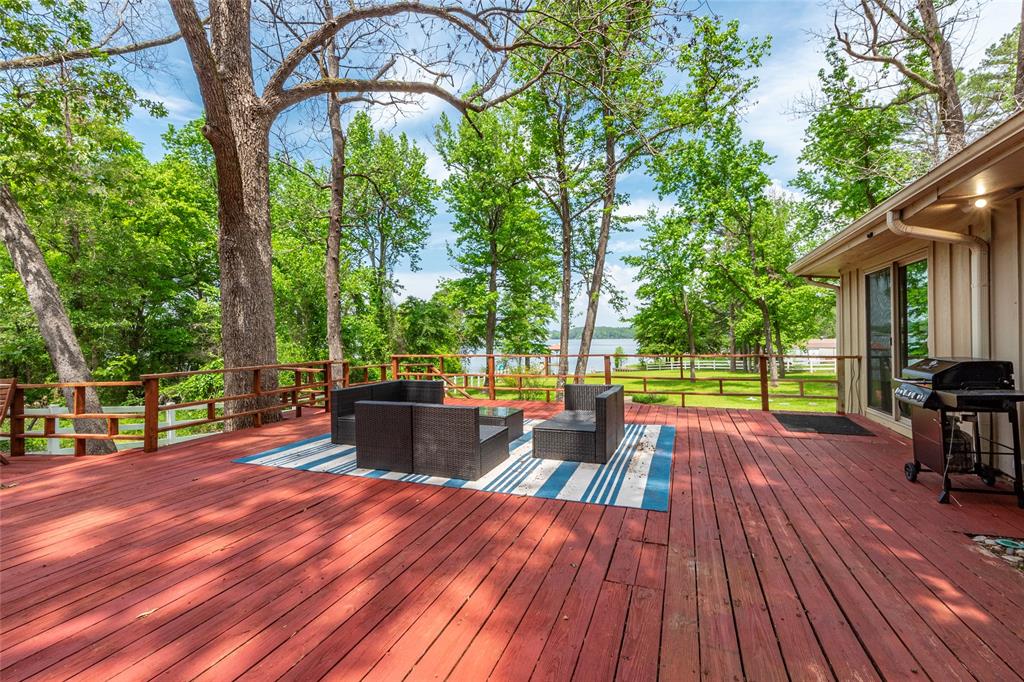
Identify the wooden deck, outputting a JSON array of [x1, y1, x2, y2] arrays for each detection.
[[2, 400, 1023, 681]]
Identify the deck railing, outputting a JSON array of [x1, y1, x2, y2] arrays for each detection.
[[391, 353, 860, 414], [1, 353, 857, 457]]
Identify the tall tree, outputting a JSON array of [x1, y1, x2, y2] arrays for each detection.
[[345, 112, 437, 361], [829, 0, 979, 156], [162, 0, 566, 424], [793, 46, 920, 228], [516, 28, 602, 385], [436, 108, 557, 357], [565, 13, 769, 379], [625, 213, 717, 379]]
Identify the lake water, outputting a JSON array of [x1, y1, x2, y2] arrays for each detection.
[[465, 338, 638, 373]]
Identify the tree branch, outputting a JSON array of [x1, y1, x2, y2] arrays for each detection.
[[0, 19, 208, 71]]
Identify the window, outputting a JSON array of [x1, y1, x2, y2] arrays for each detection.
[[866, 268, 892, 414]]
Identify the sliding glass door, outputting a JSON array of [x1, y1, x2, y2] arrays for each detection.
[[866, 259, 929, 418]]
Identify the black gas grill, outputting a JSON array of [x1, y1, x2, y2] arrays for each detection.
[[894, 357, 1023, 507]]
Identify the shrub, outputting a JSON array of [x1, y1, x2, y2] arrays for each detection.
[[631, 393, 669, 404]]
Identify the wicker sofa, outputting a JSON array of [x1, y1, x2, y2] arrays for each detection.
[[531, 384, 625, 464], [354, 402, 508, 480], [330, 380, 443, 445]]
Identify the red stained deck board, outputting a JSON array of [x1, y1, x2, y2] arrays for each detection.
[[444, 503, 604, 680], [270, 493, 533, 680], [616, 585, 663, 682], [187, 489, 492, 681], [699, 409, 789, 681], [571, 580, 630, 681], [3, 401, 1024, 682], [529, 506, 627, 680], [761, 420, 1024, 675], [399, 499, 589, 679], [739, 416, 973, 679], [70, 483, 451, 681], [358, 499, 570, 681]]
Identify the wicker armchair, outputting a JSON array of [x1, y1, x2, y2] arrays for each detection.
[[532, 384, 625, 463], [330, 380, 444, 444], [411, 404, 509, 480]]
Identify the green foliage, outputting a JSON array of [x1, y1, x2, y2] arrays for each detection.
[[344, 111, 438, 360], [436, 107, 558, 355], [270, 159, 330, 362], [962, 27, 1023, 132], [630, 393, 668, 404], [1, 7, 217, 388], [793, 46, 920, 229]]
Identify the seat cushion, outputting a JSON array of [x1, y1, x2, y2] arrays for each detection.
[[536, 411, 596, 432]]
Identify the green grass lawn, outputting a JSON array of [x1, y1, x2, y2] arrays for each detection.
[[458, 367, 839, 413]]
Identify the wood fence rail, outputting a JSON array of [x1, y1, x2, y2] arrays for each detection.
[[391, 353, 861, 414], [1, 353, 858, 457]]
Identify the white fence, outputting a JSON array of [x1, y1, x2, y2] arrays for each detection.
[[2, 402, 301, 455], [620, 357, 837, 373]]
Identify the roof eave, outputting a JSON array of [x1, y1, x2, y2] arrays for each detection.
[[790, 110, 1024, 277]]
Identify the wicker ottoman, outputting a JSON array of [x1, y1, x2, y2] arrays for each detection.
[[531, 412, 599, 463]]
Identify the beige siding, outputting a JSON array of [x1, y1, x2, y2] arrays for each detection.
[[835, 198, 1023, 474]]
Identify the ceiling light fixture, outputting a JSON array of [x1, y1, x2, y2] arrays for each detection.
[[974, 198, 988, 208]]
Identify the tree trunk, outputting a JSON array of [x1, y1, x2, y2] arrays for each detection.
[[773, 322, 786, 379], [1016, 0, 1024, 108], [324, 7, 346, 371], [0, 185, 115, 454], [210, 121, 281, 428], [728, 303, 737, 372], [573, 106, 616, 380], [682, 290, 696, 381], [169, 0, 279, 428], [916, 0, 966, 152], [758, 300, 778, 385], [556, 178, 573, 388], [485, 231, 499, 356]]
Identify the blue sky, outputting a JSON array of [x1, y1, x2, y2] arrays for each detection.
[[124, 0, 1018, 327]]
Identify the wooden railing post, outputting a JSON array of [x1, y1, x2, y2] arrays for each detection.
[[143, 377, 159, 453], [342, 361, 351, 388], [604, 355, 612, 384], [322, 361, 333, 413], [391, 356, 400, 381], [253, 368, 262, 427], [836, 358, 847, 415], [10, 386, 25, 457], [292, 369, 302, 418], [487, 355, 496, 401], [758, 355, 770, 412], [72, 385, 86, 456]]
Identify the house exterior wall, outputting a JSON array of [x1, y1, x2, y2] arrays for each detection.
[[836, 197, 1023, 475]]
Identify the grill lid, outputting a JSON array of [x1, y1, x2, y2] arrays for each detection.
[[900, 357, 1014, 390]]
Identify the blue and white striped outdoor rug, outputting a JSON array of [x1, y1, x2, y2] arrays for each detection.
[[234, 421, 674, 511]]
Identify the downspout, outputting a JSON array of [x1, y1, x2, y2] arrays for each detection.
[[803, 276, 840, 292], [886, 210, 990, 358]]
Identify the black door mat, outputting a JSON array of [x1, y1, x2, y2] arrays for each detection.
[[774, 413, 875, 436]]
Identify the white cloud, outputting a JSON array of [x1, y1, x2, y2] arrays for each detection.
[[616, 197, 674, 218], [392, 270, 445, 300], [135, 89, 201, 123]]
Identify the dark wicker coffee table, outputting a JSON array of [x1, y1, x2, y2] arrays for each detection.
[[478, 406, 524, 445]]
